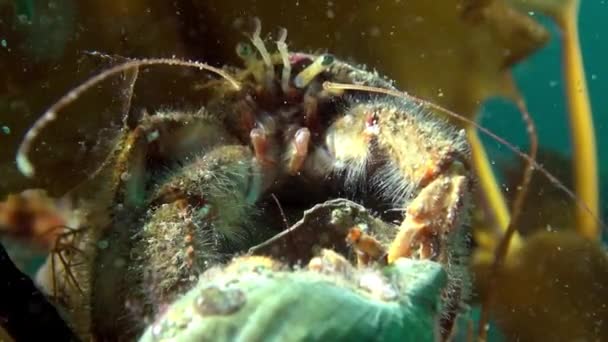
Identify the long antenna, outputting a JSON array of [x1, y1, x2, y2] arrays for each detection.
[[16, 58, 241, 178], [270, 193, 290, 230]]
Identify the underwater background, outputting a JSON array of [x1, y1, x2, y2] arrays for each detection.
[[479, 0, 608, 224], [1, 1, 607, 341]]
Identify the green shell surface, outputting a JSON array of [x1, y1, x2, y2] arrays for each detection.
[[139, 258, 446, 342]]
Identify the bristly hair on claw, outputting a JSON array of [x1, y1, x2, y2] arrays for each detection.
[[321, 81, 604, 231]]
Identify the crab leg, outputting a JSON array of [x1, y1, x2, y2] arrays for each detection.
[[387, 170, 469, 263], [134, 145, 264, 300], [314, 98, 472, 264], [346, 226, 386, 266]]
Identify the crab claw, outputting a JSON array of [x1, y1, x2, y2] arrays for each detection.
[[387, 172, 468, 264]]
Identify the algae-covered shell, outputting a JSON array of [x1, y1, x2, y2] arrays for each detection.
[[139, 257, 446, 342]]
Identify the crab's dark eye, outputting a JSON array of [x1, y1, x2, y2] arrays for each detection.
[[236, 42, 254, 59], [321, 54, 335, 66]]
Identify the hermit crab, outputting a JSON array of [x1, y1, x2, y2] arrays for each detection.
[[3, 19, 548, 341]]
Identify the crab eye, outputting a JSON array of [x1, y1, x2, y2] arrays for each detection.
[[365, 111, 379, 127], [321, 54, 335, 66], [294, 54, 336, 88], [236, 42, 254, 59], [364, 112, 380, 136]]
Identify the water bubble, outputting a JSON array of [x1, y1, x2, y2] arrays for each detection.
[[151, 319, 168, 338], [97, 240, 109, 250], [120, 172, 131, 181], [194, 286, 246, 316], [369, 26, 381, 37], [113, 257, 126, 268], [1, 126, 10, 135], [358, 272, 398, 301], [17, 15, 29, 24], [146, 130, 160, 142]]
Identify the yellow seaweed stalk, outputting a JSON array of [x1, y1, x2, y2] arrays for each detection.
[[511, 0, 598, 241], [475, 2, 604, 340]]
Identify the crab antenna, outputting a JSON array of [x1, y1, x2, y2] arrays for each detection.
[[476, 96, 538, 340], [276, 27, 291, 93], [16, 58, 241, 178], [294, 54, 335, 88], [249, 18, 274, 79], [322, 81, 604, 231], [271, 193, 290, 231]]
